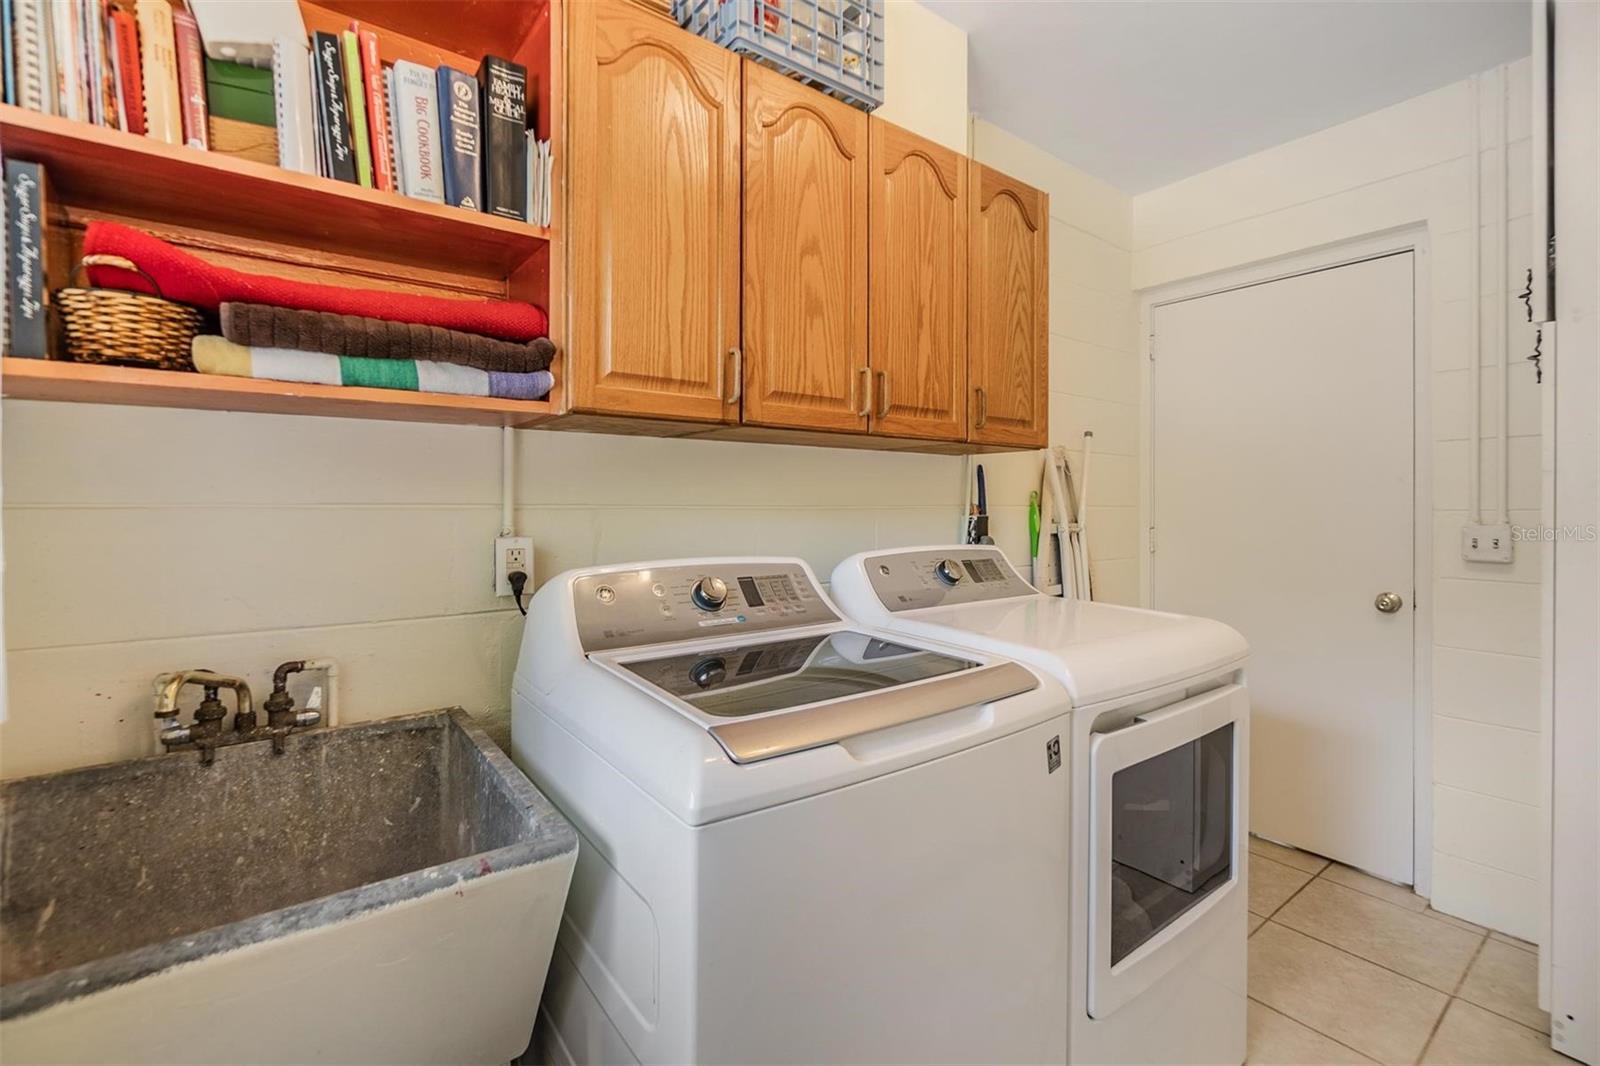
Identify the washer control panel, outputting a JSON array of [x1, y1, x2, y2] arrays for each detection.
[[864, 548, 1035, 611], [575, 563, 837, 652]]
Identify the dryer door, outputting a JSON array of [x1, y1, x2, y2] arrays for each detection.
[[1088, 683, 1248, 1019]]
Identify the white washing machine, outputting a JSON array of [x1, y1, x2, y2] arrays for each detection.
[[832, 546, 1251, 1066], [510, 557, 1075, 1065]]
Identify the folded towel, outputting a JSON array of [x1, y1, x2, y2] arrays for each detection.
[[85, 222, 548, 341], [220, 303, 555, 374], [192, 336, 553, 401]]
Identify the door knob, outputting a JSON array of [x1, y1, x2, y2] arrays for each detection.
[[1374, 591, 1404, 614]]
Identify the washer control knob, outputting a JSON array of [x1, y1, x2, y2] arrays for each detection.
[[691, 575, 729, 611], [934, 558, 965, 586], [689, 657, 727, 689]]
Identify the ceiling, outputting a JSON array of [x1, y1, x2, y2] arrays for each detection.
[[923, 0, 1531, 193]]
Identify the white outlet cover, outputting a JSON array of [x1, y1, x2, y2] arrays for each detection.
[[494, 536, 535, 597], [1461, 522, 1514, 564]]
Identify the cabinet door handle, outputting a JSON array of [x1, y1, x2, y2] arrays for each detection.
[[728, 348, 743, 405], [876, 370, 890, 418], [975, 387, 988, 429], [856, 366, 872, 417]]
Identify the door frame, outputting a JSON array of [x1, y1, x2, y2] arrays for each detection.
[[1136, 226, 1435, 895]]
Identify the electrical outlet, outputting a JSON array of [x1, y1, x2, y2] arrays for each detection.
[[494, 535, 534, 597], [1461, 522, 1514, 564]]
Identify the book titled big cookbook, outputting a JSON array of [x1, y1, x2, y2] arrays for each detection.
[[476, 55, 527, 222]]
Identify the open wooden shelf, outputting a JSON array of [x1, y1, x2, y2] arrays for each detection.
[[0, 358, 558, 427], [0, 104, 550, 277], [0, 0, 565, 427]]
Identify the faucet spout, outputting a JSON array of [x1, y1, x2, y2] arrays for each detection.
[[153, 670, 255, 756]]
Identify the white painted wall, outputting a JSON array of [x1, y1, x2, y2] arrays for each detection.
[[0, 4, 1140, 781], [876, 0, 968, 154], [1132, 59, 1543, 938]]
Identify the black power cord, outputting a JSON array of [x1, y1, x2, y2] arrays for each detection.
[[508, 571, 529, 616]]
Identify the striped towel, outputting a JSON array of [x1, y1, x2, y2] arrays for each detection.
[[192, 336, 553, 401]]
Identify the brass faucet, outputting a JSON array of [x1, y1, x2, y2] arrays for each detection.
[[154, 663, 322, 764], [262, 660, 325, 740]]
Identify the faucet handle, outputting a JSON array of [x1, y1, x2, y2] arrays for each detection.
[[158, 721, 194, 747]]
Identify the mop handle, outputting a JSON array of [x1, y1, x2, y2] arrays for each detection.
[[1077, 432, 1094, 600]]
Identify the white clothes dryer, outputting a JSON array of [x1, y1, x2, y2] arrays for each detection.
[[832, 546, 1250, 1066]]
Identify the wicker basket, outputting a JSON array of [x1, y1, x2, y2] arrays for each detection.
[[55, 254, 206, 370]]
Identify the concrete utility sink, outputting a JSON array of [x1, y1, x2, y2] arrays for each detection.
[[0, 709, 577, 1065]]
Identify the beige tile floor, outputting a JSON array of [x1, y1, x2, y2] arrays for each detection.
[[1245, 836, 1573, 1066]]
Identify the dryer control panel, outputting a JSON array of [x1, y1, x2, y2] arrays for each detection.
[[574, 563, 838, 652], [863, 548, 1036, 611]]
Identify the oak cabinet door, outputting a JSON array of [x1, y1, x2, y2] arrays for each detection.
[[741, 62, 869, 432], [868, 120, 967, 441], [568, 2, 741, 422], [968, 163, 1049, 447]]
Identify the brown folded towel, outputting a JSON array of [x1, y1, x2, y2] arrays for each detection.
[[220, 303, 555, 374]]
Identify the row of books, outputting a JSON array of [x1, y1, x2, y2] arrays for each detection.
[[2, 0, 205, 146], [299, 29, 531, 221], [527, 132, 551, 228], [0, 0, 547, 225]]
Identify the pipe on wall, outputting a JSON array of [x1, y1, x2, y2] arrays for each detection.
[[1496, 63, 1511, 526], [1469, 73, 1484, 523], [501, 425, 515, 538]]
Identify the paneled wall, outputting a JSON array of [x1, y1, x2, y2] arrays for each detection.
[[0, 409, 971, 774], [1133, 59, 1542, 937]]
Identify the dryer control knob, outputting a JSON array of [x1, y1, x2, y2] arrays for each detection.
[[691, 576, 729, 611], [934, 558, 964, 586]]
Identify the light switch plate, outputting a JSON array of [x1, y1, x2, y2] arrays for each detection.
[[1461, 522, 1514, 563], [494, 535, 534, 597]]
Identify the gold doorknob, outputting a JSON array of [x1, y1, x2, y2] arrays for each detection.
[[1374, 592, 1404, 614]]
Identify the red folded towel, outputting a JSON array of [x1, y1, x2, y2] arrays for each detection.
[[83, 222, 548, 342]]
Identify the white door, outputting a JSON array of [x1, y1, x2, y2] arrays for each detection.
[[1150, 252, 1416, 883]]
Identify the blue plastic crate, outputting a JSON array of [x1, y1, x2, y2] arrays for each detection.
[[676, 0, 884, 111]]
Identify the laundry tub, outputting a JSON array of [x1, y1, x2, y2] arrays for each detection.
[[0, 708, 577, 1065]]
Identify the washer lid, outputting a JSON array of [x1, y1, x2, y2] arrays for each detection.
[[608, 629, 1039, 764], [618, 631, 978, 718]]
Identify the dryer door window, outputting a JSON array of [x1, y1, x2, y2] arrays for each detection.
[[1087, 682, 1247, 1019], [1109, 722, 1233, 965]]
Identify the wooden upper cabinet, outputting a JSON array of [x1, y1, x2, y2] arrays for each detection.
[[567, 1, 741, 422], [968, 163, 1049, 447], [740, 61, 869, 432], [868, 121, 968, 441]]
